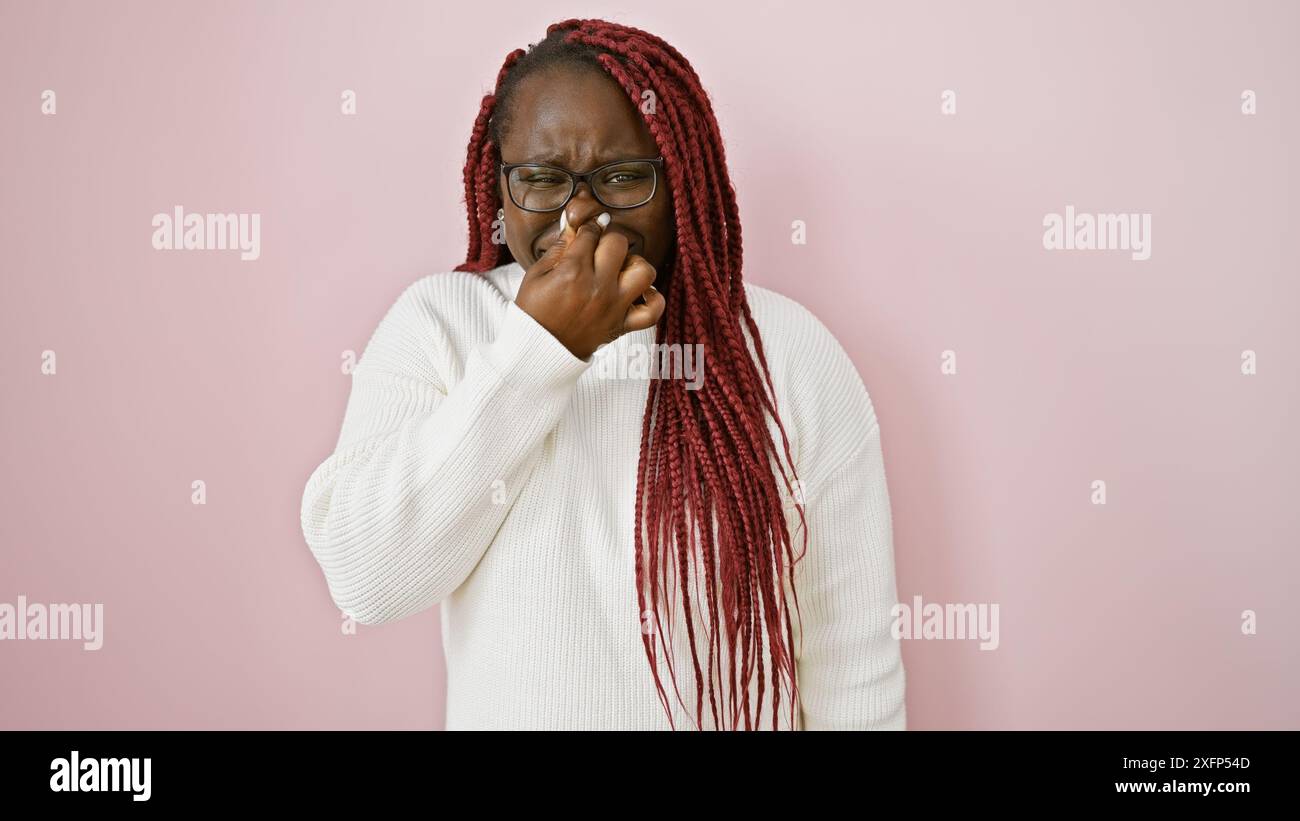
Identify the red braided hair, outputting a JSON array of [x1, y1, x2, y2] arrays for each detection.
[[454, 19, 809, 730]]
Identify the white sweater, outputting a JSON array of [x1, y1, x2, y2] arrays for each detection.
[[300, 260, 907, 730]]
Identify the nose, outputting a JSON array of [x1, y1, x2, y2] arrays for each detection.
[[559, 187, 606, 233]]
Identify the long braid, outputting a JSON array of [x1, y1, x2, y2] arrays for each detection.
[[456, 48, 524, 273], [454, 19, 810, 731]]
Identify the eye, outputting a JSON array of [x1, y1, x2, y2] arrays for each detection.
[[603, 171, 647, 186], [520, 173, 564, 187]]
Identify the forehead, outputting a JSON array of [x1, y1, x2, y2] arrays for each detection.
[[499, 66, 657, 169]]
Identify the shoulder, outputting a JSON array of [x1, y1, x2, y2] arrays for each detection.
[[741, 281, 882, 497], [378, 262, 519, 340], [391, 264, 516, 330], [355, 264, 517, 382], [741, 281, 871, 407], [742, 281, 842, 361]]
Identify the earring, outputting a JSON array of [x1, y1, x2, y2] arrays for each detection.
[[496, 207, 504, 221]]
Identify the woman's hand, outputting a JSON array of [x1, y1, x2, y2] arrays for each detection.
[[514, 202, 665, 361]]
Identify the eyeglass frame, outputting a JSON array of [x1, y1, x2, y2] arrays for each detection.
[[498, 156, 666, 213]]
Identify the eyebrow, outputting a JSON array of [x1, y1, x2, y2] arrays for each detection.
[[517, 152, 649, 169]]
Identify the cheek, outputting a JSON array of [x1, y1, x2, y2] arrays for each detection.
[[651, 202, 675, 249], [505, 214, 544, 259], [639, 209, 675, 270], [656, 188, 675, 234]]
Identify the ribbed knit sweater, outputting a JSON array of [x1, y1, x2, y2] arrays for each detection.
[[299, 260, 907, 730]]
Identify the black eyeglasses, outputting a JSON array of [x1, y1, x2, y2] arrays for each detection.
[[499, 156, 665, 213]]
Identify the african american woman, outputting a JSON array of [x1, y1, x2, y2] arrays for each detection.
[[301, 18, 906, 731]]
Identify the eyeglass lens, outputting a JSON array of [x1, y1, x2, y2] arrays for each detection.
[[507, 161, 656, 211]]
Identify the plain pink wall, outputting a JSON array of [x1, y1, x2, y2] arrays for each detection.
[[1, 0, 1296, 729]]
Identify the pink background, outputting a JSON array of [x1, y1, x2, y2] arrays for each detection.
[[1, 0, 1296, 729]]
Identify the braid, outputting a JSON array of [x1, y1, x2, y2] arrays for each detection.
[[454, 48, 524, 273], [455, 19, 810, 730]]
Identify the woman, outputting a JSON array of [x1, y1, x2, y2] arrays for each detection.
[[300, 18, 906, 731]]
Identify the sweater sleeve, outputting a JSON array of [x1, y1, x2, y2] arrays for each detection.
[[783, 309, 907, 730], [300, 282, 592, 625]]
